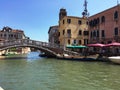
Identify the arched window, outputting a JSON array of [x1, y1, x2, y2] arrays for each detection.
[[91, 20, 94, 27], [95, 19, 97, 25], [89, 20, 93, 27], [114, 27, 118, 36], [114, 11, 118, 19], [89, 21, 91, 26], [101, 16, 105, 23], [93, 19, 95, 26], [97, 18, 100, 24]]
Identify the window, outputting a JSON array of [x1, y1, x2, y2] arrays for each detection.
[[93, 31, 96, 37], [1, 34, 2, 37], [101, 30, 105, 37], [67, 19, 71, 24], [89, 20, 94, 27], [101, 16, 105, 23], [58, 41, 60, 44], [89, 21, 92, 26], [4, 34, 6, 37], [86, 21, 89, 25], [78, 30, 82, 35], [90, 32, 93, 38], [78, 40, 81, 45], [63, 20, 65, 24], [93, 19, 97, 26], [67, 29, 71, 37], [67, 29, 71, 33], [78, 20, 82, 25], [114, 27, 118, 36], [97, 30, 99, 37], [11, 34, 13, 37], [63, 30, 65, 35], [97, 18, 100, 24], [114, 11, 118, 20], [83, 31, 89, 36], [68, 39, 70, 44], [14, 35, 16, 38], [73, 39, 76, 45], [84, 39, 88, 45], [58, 32, 60, 37]]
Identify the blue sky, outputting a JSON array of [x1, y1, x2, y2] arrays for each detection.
[[0, 0, 119, 42]]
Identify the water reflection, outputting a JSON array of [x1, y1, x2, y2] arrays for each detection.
[[26, 52, 42, 61]]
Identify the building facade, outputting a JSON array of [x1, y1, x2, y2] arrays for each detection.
[[0, 26, 27, 41], [58, 8, 89, 46], [48, 25, 59, 45], [0, 26, 30, 55], [89, 5, 120, 44]]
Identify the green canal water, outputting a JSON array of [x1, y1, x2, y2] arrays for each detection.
[[0, 52, 120, 90]]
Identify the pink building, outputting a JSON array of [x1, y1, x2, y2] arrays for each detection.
[[89, 5, 120, 44]]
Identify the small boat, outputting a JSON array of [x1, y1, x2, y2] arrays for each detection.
[[108, 56, 120, 64], [56, 54, 98, 61], [39, 53, 47, 57]]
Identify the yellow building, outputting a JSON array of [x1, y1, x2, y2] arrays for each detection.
[[58, 8, 89, 47]]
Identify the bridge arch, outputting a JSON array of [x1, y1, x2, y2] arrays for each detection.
[[0, 39, 79, 57], [0, 39, 62, 57]]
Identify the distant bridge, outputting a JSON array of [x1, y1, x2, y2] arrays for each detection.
[[0, 39, 79, 57]]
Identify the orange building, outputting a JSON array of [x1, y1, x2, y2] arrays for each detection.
[[89, 5, 120, 44]]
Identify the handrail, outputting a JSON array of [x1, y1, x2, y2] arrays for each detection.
[[0, 39, 80, 56]]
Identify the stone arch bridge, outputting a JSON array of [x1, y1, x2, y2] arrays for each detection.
[[0, 39, 78, 57]]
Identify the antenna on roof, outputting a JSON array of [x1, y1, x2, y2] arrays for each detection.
[[117, 0, 119, 5], [82, 0, 89, 18]]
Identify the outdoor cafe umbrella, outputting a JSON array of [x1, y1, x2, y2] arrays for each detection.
[[105, 42, 120, 47], [87, 43, 106, 54], [87, 43, 106, 47], [105, 42, 120, 55]]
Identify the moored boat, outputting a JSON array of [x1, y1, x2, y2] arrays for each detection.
[[56, 54, 98, 61], [108, 56, 120, 64]]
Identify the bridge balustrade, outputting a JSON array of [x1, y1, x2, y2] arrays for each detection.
[[0, 39, 80, 56], [0, 39, 52, 48]]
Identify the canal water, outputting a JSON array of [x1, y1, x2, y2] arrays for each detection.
[[0, 52, 120, 90]]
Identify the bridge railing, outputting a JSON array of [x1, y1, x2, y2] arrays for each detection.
[[0, 39, 79, 56], [0, 39, 62, 49]]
